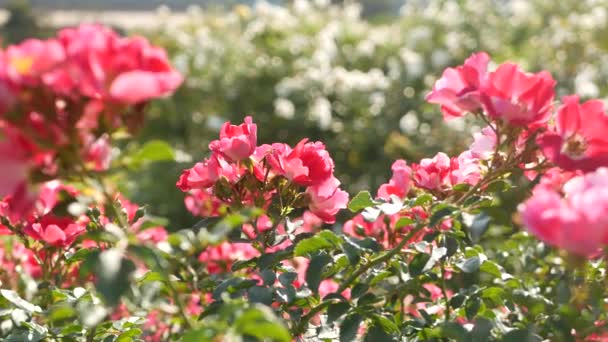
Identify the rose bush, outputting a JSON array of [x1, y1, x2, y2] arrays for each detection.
[[0, 23, 607, 342]]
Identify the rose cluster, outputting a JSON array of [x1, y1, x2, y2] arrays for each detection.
[[427, 52, 608, 256], [177, 116, 348, 224], [0, 24, 183, 221]]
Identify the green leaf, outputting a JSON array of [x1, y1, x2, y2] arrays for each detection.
[[465, 297, 481, 320], [439, 322, 469, 341], [248, 286, 273, 306], [470, 213, 491, 242], [340, 313, 363, 342], [5, 322, 47, 342], [394, 217, 414, 230], [48, 305, 76, 322], [260, 269, 276, 286], [327, 302, 350, 324], [413, 194, 433, 206], [131, 140, 175, 165], [429, 205, 456, 227], [449, 294, 466, 309], [502, 329, 542, 342], [351, 283, 369, 299], [278, 272, 298, 287], [306, 254, 332, 294], [0, 290, 42, 314], [457, 256, 483, 273], [371, 314, 399, 334], [481, 286, 505, 305], [348, 191, 376, 212], [235, 306, 291, 342], [409, 252, 431, 277], [182, 329, 213, 342], [471, 318, 493, 342], [295, 230, 342, 256], [95, 250, 136, 306], [364, 324, 397, 342], [480, 261, 502, 279], [117, 328, 143, 342], [137, 271, 166, 285]]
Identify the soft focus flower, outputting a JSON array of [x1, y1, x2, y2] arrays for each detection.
[[209, 116, 257, 161], [481, 63, 555, 126], [24, 215, 85, 247], [450, 151, 481, 186], [519, 167, 608, 256], [377, 160, 412, 200], [83, 134, 112, 171], [538, 95, 608, 172], [54, 24, 183, 104], [198, 242, 260, 274], [184, 188, 223, 217], [176, 154, 239, 191], [4, 38, 65, 86], [426, 52, 489, 119], [470, 126, 497, 159]]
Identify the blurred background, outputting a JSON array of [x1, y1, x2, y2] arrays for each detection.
[[2, 0, 607, 230]]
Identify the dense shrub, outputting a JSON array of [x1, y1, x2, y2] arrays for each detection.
[[1, 20, 608, 341]]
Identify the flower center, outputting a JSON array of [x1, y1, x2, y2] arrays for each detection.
[[561, 133, 587, 159]]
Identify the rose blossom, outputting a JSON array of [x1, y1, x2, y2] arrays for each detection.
[[538, 95, 608, 172], [209, 116, 258, 162], [377, 160, 412, 200], [519, 167, 608, 256], [426, 52, 489, 119], [481, 62, 555, 126]]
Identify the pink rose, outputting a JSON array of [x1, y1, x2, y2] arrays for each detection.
[[450, 151, 481, 186], [268, 139, 335, 187], [470, 126, 497, 160], [413, 152, 452, 190], [519, 168, 608, 256], [176, 154, 240, 191], [377, 159, 412, 200], [306, 178, 348, 224], [481, 63, 555, 126], [538, 95, 608, 172], [24, 215, 85, 247], [426, 52, 489, 119], [209, 116, 258, 162]]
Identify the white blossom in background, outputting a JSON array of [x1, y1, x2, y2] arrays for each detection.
[[274, 98, 296, 119], [310, 97, 332, 130]]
